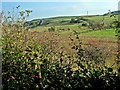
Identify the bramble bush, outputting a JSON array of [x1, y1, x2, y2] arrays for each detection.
[[1, 7, 120, 90]]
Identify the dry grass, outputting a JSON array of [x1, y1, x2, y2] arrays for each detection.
[[30, 31, 118, 68]]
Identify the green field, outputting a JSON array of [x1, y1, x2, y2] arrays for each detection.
[[31, 25, 116, 38], [80, 29, 116, 38]]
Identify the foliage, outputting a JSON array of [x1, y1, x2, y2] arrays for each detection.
[[2, 7, 120, 90], [70, 17, 88, 24], [88, 21, 104, 30], [48, 26, 55, 32]]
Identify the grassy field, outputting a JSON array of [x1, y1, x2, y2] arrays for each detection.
[[81, 29, 116, 38], [31, 25, 116, 38]]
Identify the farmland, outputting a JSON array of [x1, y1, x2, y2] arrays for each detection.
[[29, 14, 118, 69]]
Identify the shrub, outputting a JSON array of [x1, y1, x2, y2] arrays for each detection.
[[48, 26, 55, 32], [88, 21, 103, 30]]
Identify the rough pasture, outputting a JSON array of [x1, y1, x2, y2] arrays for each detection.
[[30, 31, 118, 68]]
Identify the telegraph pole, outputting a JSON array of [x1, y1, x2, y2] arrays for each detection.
[[87, 11, 88, 16]]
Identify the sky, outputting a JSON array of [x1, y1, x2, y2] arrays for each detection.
[[1, 1, 119, 20], [1, 0, 120, 2]]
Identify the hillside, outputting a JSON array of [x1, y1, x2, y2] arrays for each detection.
[[26, 15, 115, 29], [104, 10, 120, 16], [25, 12, 118, 28]]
